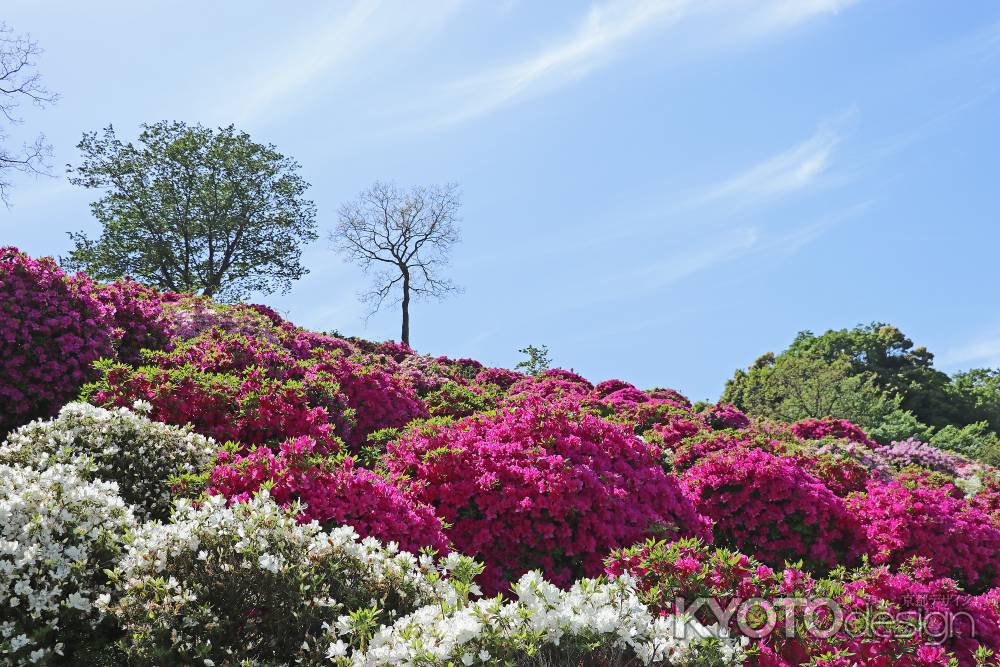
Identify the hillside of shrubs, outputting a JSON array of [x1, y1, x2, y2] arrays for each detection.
[[2, 244, 1000, 666]]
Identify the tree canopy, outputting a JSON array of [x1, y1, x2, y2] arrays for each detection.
[[65, 121, 317, 300]]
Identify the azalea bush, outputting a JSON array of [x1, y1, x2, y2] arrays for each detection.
[[848, 479, 1000, 592], [682, 446, 865, 571], [0, 463, 135, 665], [387, 399, 711, 594], [108, 493, 459, 665], [0, 247, 115, 434], [0, 402, 216, 520], [94, 278, 173, 364], [207, 435, 448, 553], [343, 570, 745, 667]]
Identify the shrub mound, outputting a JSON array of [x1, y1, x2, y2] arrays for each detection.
[[0, 247, 114, 433], [0, 402, 216, 520], [386, 399, 711, 593], [208, 436, 448, 553], [0, 463, 134, 665]]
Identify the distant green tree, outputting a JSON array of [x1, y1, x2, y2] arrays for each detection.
[[65, 121, 317, 300], [785, 324, 960, 428], [722, 350, 899, 429], [948, 368, 1000, 434], [515, 344, 551, 376]]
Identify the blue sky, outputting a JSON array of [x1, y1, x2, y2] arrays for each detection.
[[3, 0, 1000, 400]]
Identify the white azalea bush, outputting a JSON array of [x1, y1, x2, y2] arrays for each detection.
[[0, 402, 216, 520], [338, 571, 746, 667], [0, 463, 135, 666], [107, 493, 467, 666]]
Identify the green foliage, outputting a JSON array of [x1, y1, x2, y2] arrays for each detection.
[[931, 421, 1000, 464], [515, 344, 551, 376], [65, 121, 317, 300], [865, 408, 935, 445], [722, 349, 898, 428]]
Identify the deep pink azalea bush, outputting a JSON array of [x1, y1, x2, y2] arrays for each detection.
[[646, 387, 691, 407], [608, 540, 1000, 666], [682, 445, 865, 571], [592, 378, 635, 398], [322, 358, 427, 448], [386, 399, 710, 593], [95, 278, 174, 364], [0, 247, 116, 433], [82, 362, 349, 451], [791, 417, 875, 446], [473, 366, 523, 390], [703, 402, 751, 430], [848, 479, 1000, 592], [207, 436, 448, 553]]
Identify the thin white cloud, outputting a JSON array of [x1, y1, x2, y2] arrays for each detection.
[[211, 0, 460, 126], [694, 121, 844, 207], [942, 335, 1000, 368], [420, 0, 862, 128]]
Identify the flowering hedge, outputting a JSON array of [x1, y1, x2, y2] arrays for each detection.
[[0, 401, 215, 520], [0, 248, 115, 434], [682, 446, 865, 571], [0, 463, 134, 665], [207, 436, 448, 553], [386, 400, 711, 594]]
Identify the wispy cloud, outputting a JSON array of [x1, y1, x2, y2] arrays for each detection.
[[693, 118, 848, 208], [942, 334, 1000, 368], [210, 0, 460, 126], [418, 0, 862, 128]]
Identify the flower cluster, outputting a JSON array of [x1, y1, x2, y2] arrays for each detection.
[[848, 480, 1000, 592], [387, 399, 711, 594], [0, 463, 135, 665], [346, 570, 745, 666], [703, 403, 751, 430], [108, 493, 458, 665], [876, 437, 974, 477], [207, 436, 448, 553], [0, 402, 216, 520], [608, 539, 1000, 666], [0, 247, 114, 433], [682, 446, 865, 571]]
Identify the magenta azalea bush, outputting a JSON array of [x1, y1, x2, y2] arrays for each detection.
[[848, 479, 1000, 592], [682, 445, 865, 571], [0, 247, 115, 433], [386, 399, 711, 593], [207, 436, 447, 553]]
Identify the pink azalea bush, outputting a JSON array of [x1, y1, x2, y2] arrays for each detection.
[[473, 366, 523, 390], [875, 437, 974, 476], [703, 402, 751, 430], [386, 399, 711, 594], [791, 417, 876, 446], [207, 436, 447, 553], [0, 247, 115, 433], [95, 278, 174, 364], [682, 445, 865, 571], [848, 479, 1000, 592]]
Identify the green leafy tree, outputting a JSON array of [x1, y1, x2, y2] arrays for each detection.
[[515, 344, 551, 376], [786, 324, 959, 428], [948, 368, 1000, 434], [722, 350, 898, 428], [65, 121, 317, 300]]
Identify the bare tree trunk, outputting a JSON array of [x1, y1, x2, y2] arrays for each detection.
[[401, 271, 410, 345]]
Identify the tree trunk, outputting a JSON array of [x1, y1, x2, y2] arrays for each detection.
[[401, 271, 410, 346]]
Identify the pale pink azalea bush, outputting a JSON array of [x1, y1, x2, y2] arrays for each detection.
[[386, 399, 711, 594]]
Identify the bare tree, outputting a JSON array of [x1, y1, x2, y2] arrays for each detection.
[[332, 181, 462, 346], [0, 22, 57, 204]]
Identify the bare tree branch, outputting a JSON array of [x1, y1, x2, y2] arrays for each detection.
[[0, 22, 57, 204], [331, 181, 462, 345]]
